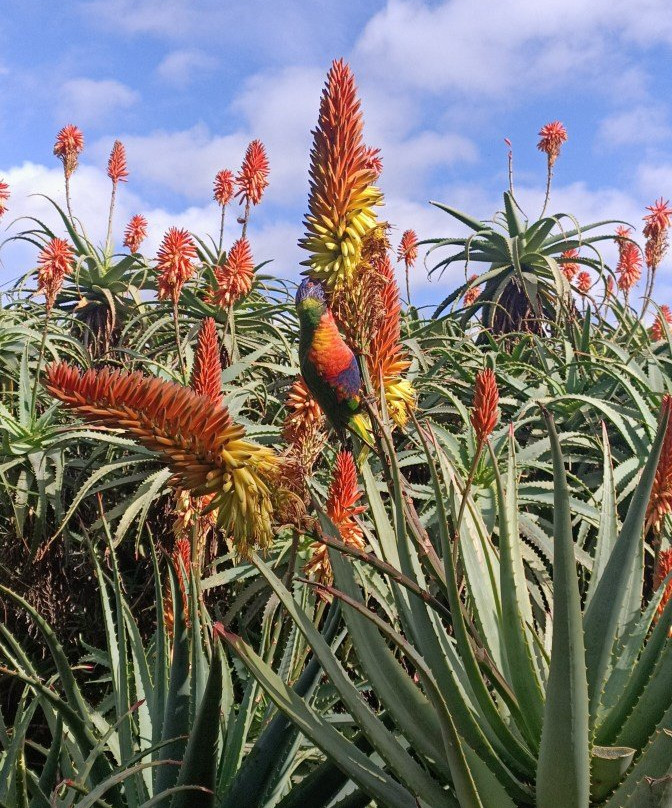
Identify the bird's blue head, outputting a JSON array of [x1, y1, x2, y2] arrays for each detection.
[[295, 277, 327, 309]]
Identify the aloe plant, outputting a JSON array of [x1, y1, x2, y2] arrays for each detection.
[[222, 400, 672, 807], [0, 534, 362, 808]]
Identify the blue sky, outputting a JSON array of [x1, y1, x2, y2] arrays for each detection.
[[2, 0, 672, 308]]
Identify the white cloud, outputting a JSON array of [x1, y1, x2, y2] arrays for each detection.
[[156, 50, 218, 87], [58, 78, 140, 127], [597, 105, 670, 148]]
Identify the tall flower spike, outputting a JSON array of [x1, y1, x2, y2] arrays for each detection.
[[367, 254, 416, 427], [190, 318, 223, 404], [576, 270, 591, 294], [363, 146, 383, 180], [235, 140, 269, 207], [643, 198, 672, 270], [617, 241, 643, 292], [53, 125, 84, 178], [397, 229, 418, 270], [560, 248, 579, 281], [651, 305, 672, 341], [282, 376, 325, 444], [209, 237, 254, 308], [0, 179, 9, 218], [653, 549, 672, 627], [214, 169, 235, 207], [646, 396, 672, 534], [304, 450, 366, 588], [537, 121, 567, 166], [37, 238, 74, 312], [463, 274, 481, 306], [107, 140, 128, 184], [44, 363, 280, 555], [471, 369, 499, 445], [123, 214, 148, 254], [156, 227, 197, 303], [299, 59, 383, 290]]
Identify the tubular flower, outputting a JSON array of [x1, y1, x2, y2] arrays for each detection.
[[44, 362, 281, 555], [0, 179, 9, 218], [576, 270, 592, 294], [560, 248, 579, 281], [470, 368, 500, 445], [171, 488, 218, 570], [123, 214, 148, 253], [537, 121, 567, 166], [653, 549, 672, 627], [397, 229, 418, 270], [37, 238, 74, 312], [156, 227, 197, 303], [53, 124, 84, 178], [214, 169, 235, 207], [163, 536, 192, 637], [651, 305, 672, 341], [617, 241, 643, 292], [646, 396, 672, 534], [299, 59, 383, 290], [235, 140, 269, 207], [304, 450, 366, 588], [208, 237, 254, 308], [643, 198, 672, 270], [363, 146, 383, 179], [107, 140, 128, 184], [367, 255, 416, 427], [190, 318, 223, 404], [463, 274, 481, 306]]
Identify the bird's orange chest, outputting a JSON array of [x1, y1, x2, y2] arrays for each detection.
[[308, 314, 354, 379]]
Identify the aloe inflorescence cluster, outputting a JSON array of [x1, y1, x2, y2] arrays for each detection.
[[1, 57, 672, 808]]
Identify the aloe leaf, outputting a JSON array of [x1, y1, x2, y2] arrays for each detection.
[[36, 714, 62, 797], [584, 402, 670, 718], [491, 430, 544, 748], [585, 423, 619, 609], [602, 729, 672, 807], [536, 412, 590, 808], [503, 192, 525, 236], [169, 635, 223, 808], [219, 627, 418, 808], [590, 746, 636, 802], [429, 201, 487, 232], [250, 554, 449, 807], [155, 563, 191, 794]]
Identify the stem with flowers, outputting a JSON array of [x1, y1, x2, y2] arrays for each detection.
[[30, 308, 51, 417], [172, 298, 188, 383]]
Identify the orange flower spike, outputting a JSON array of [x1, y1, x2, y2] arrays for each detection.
[[235, 140, 269, 207], [43, 362, 279, 554], [643, 198, 672, 270], [537, 120, 567, 166], [617, 241, 643, 292], [37, 237, 74, 312], [214, 169, 235, 207], [653, 549, 672, 626], [0, 179, 9, 218], [53, 124, 84, 178], [107, 140, 129, 184], [191, 318, 223, 404], [463, 274, 481, 306], [560, 248, 579, 281], [156, 227, 197, 304], [209, 237, 254, 308], [576, 271, 592, 294], [397, 229, 419, 270], [300, 59, 383, 289], [647, 396, 672, 534], [470, 368, 500, 445], [651, 305, 672, 341], [123, 214, 148, 253], [282, 376, 324, 443], [304, 450, 366, 587]]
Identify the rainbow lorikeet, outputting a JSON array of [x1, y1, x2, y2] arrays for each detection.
[[295, 278, 369, 443]]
